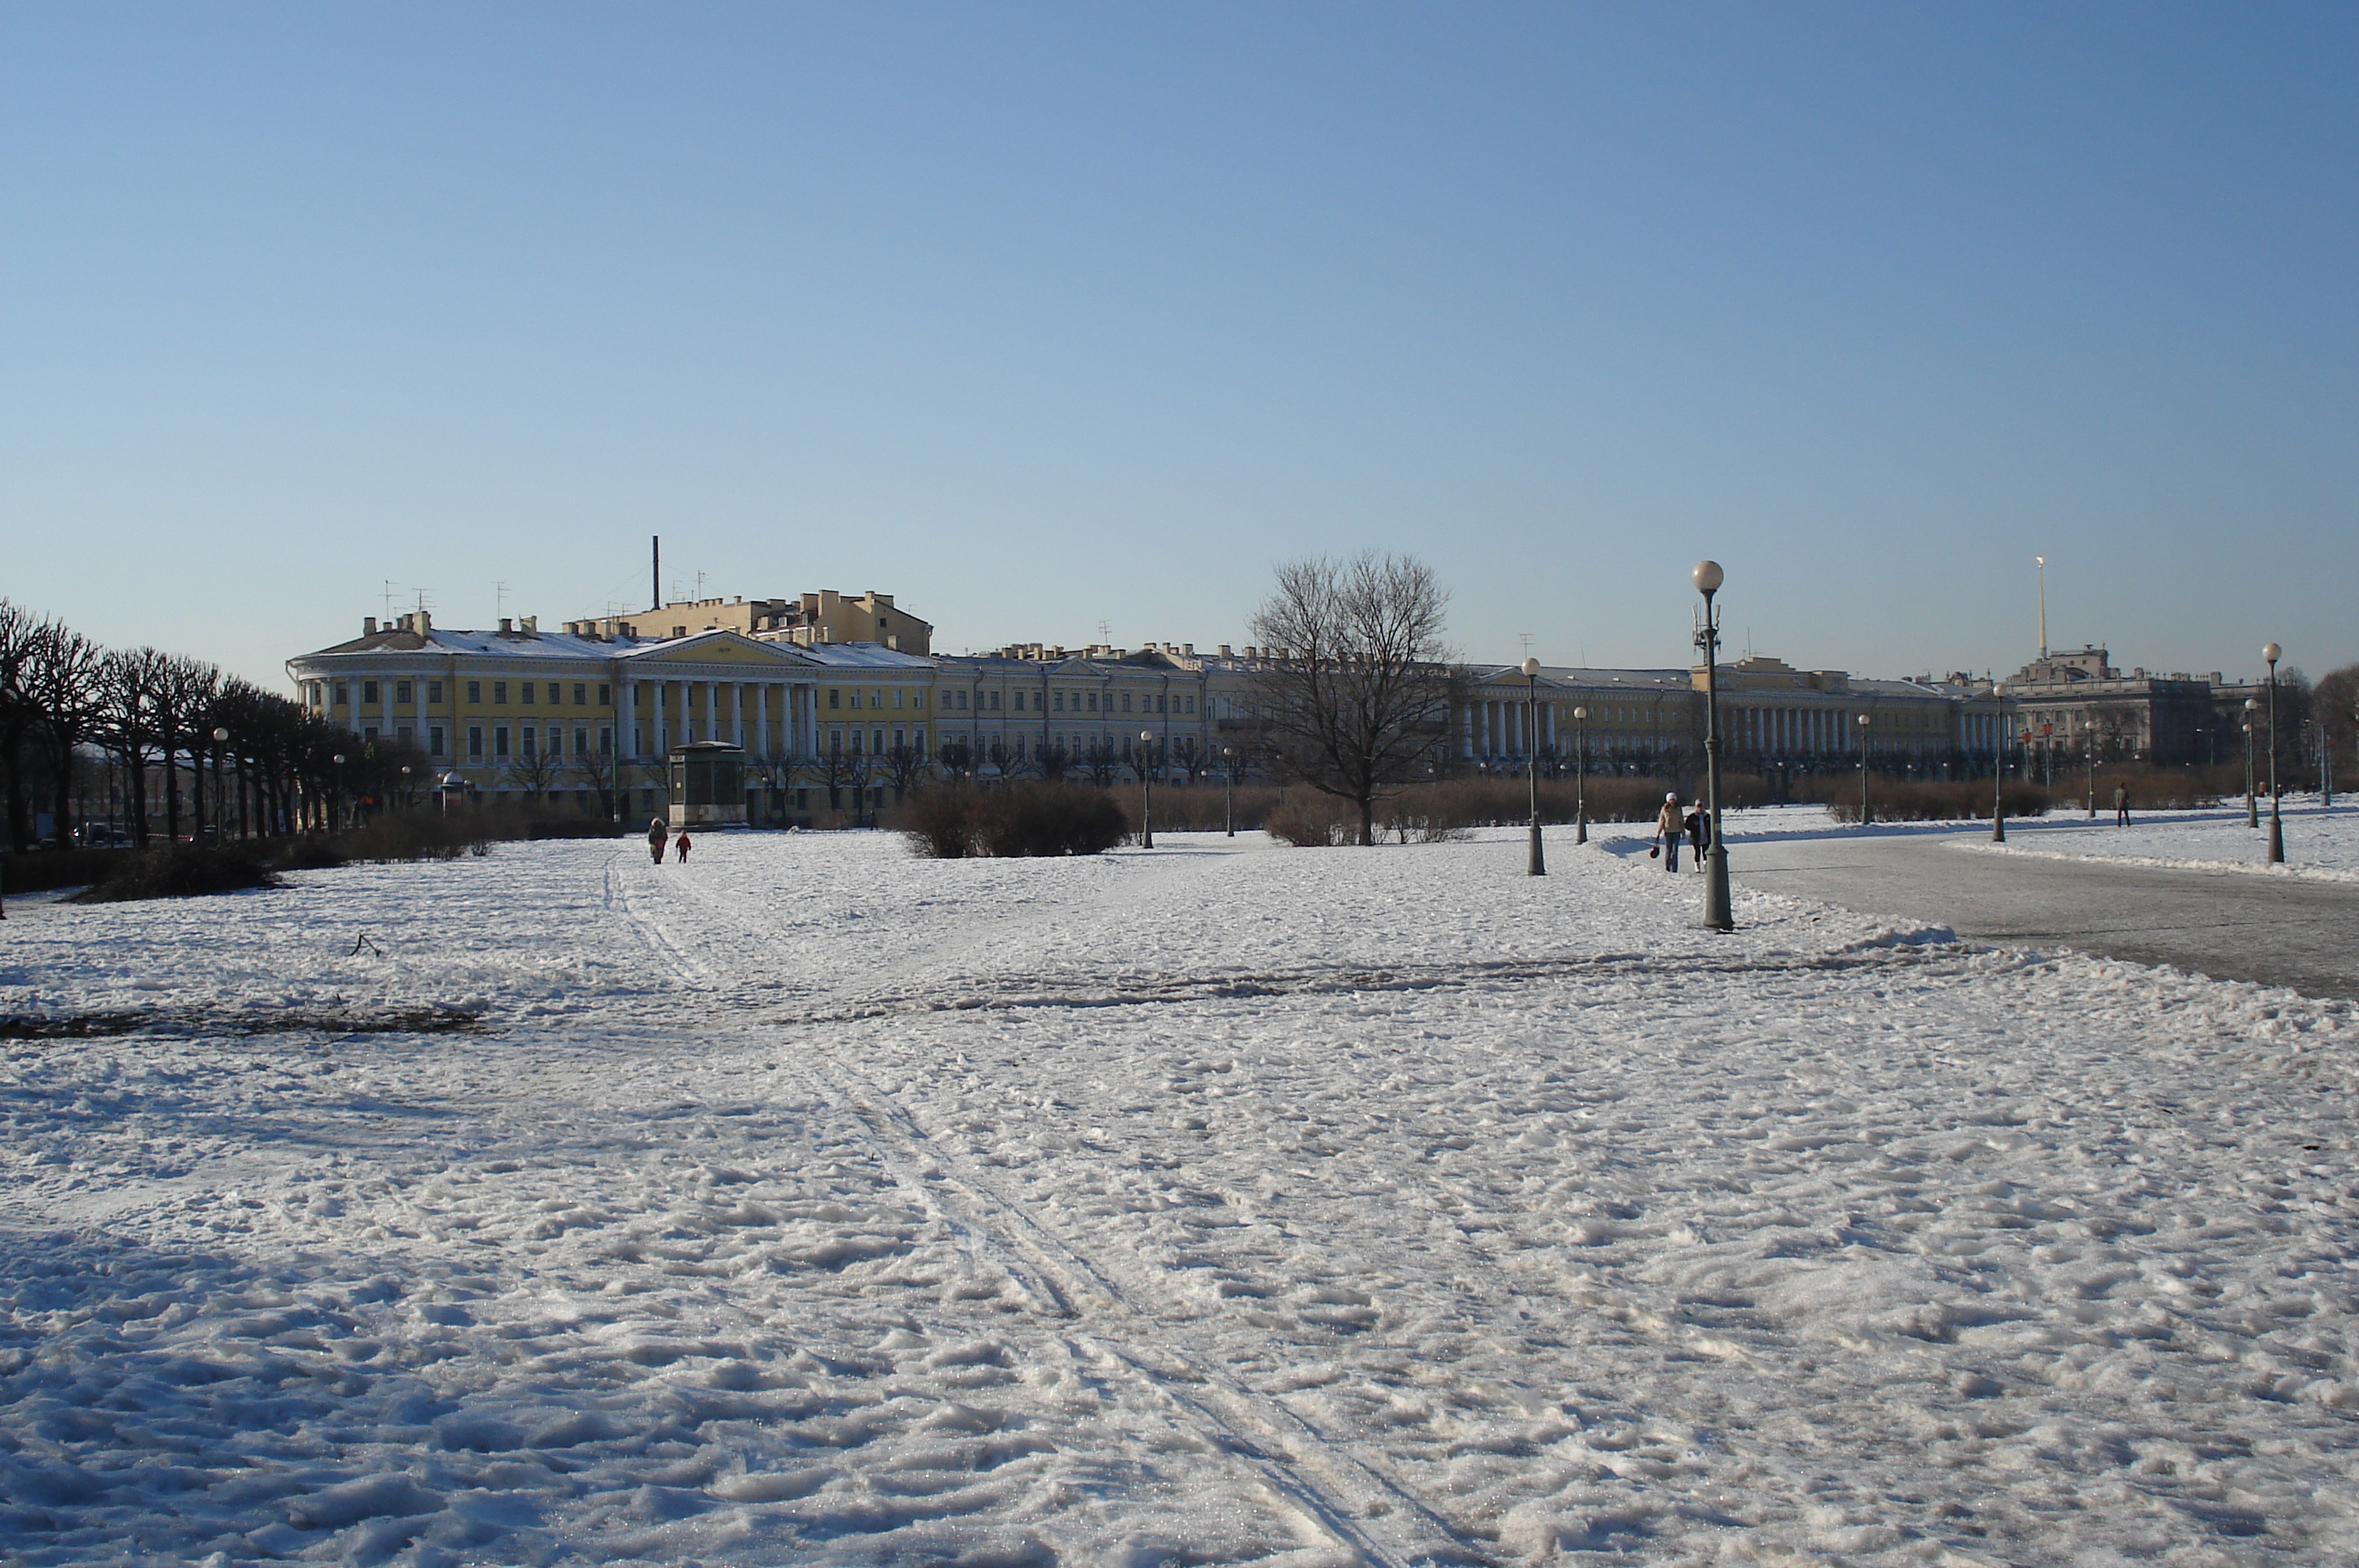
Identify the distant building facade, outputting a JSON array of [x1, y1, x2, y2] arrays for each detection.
[[300, 588, 2277, 820], [2000, 646, 2222, 767]]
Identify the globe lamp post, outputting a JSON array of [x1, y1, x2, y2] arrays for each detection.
[[1138, 730, 1155, 849], [1856, 714, 1872, 827], [2243, 698, 2259, 828], [1520, 656, 1546, 876], [1221, 745, 1236, 838], [1990, 683, 2006, 842], [2265, 643, 2284, 864], [1692, 560, 1732, 931], [210, 726, 230, 841], [1572, 705, 1589, 844]]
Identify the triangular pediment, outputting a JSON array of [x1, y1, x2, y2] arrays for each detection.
[[619, 632, 819, 668]]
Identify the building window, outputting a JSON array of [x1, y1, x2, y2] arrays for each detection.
[[428, 681, 444, 704], [1121, 694, 1132, 712], [395, 725, 411, 743], [467, 680, 482, 704], [989, 691, 1001, 711], [1087, 693, 1098, 711], [829, 728, 843, 752], [521, 682, 535, 704], [495, 727, 511, 757], [849, 730, 863, 755], [395, 680, 412, 704], [363, 681, 379, 704], [1185, 695, 1195, 714], [573, 683, 587, 705], [575, 729, 589, 756], [333, 683, 349, 706], [430, 726, 446, 755], [363, 726, 378, 742], [493, 682, 508, 704], [468, 726, 484, 757], [829, 689, 841, 709], [523, 727, 539, 756], [914, 691, 926, 709], [597, 684, 610, 704], [1052, 691, 1064, 711], [893, 689, 904, 709]]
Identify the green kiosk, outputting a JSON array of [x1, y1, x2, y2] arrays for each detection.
[[667, 740, 749, 831]]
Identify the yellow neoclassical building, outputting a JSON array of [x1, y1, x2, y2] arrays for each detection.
[[287, 611, 842, 819]]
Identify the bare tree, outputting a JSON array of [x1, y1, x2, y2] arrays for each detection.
[[505, 734, 569, 802], [1081, 740, 1122, 786], [21, 619, 106, 848], [880, 743, 930, 798], [1249, 552, 1454, 845], [572, 741, 627, 822]]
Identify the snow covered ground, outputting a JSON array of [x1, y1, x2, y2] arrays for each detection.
[[1954, 801, 2359, 882], [3, 828, 2356, 1565]]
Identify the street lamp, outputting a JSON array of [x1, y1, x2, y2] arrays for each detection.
[[1221, 745, 1236, 837], [1520, 656, 1545, 876], [1990, 684, 2006, 842], [330, 752, 346, 832], [2243, 698, 2259, 828], [2265, 642, 2284, 864], [210, 726, 230, 842], [1138, 730, 1155, 849], [1572, 705, 1589, 844], [1855, 714, 1872, 826], [1691, 560, 1732, 931]]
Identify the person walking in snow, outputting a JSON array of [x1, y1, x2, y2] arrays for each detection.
[[2113, 781, 2130, 826], [646, 816, 668, 864], [1654, 791, 1685, 871], [673, 829, 693, 864], [1682, 802, 1711, 869]]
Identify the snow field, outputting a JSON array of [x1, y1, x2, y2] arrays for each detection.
[[3, 829, 2356, 1565]]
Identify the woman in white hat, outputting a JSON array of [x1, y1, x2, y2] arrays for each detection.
[[1654, 791, 1685, 871]]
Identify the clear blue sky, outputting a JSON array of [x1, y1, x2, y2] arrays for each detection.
[[4, 3, 2352, 689]]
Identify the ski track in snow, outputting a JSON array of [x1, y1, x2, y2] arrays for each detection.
[[1, 829, 2356, 1565]]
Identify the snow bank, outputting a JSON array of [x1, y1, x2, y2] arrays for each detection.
[[3, 830, 2355, 1564]]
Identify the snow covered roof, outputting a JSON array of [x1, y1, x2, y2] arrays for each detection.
[[789, 642, 937, 669]]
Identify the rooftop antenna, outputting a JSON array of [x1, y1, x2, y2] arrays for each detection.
[[1518, 631, 1533, 658], [1097, 619, 1111, 646], [2036, 554, 2048, 659], [651, 535, 661, 611], [382, 580, 399, 620], [694, 570, 709, 600], [493, 580, 509, 622]]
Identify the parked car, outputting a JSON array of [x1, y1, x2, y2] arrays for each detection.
[[75, 824, 134, 848]]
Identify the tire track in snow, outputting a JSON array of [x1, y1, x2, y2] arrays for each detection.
[[614, 848, 1497, 1567]]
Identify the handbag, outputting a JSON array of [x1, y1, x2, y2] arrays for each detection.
[[1649, 841, 1660, 859]]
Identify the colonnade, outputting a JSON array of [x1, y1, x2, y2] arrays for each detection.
[[618, 678, 818, 761], [1458, 692, 2019, 763]]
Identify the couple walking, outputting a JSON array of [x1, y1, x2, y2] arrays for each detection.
[[1652, 792, 1712, 872]]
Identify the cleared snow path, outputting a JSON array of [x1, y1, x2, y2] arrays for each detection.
[[1716, 822, 2359, 1002], [3, 830, 2357, 1565]]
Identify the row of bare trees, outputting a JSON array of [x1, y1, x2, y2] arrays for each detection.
[[0, 600, 405, 853]]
